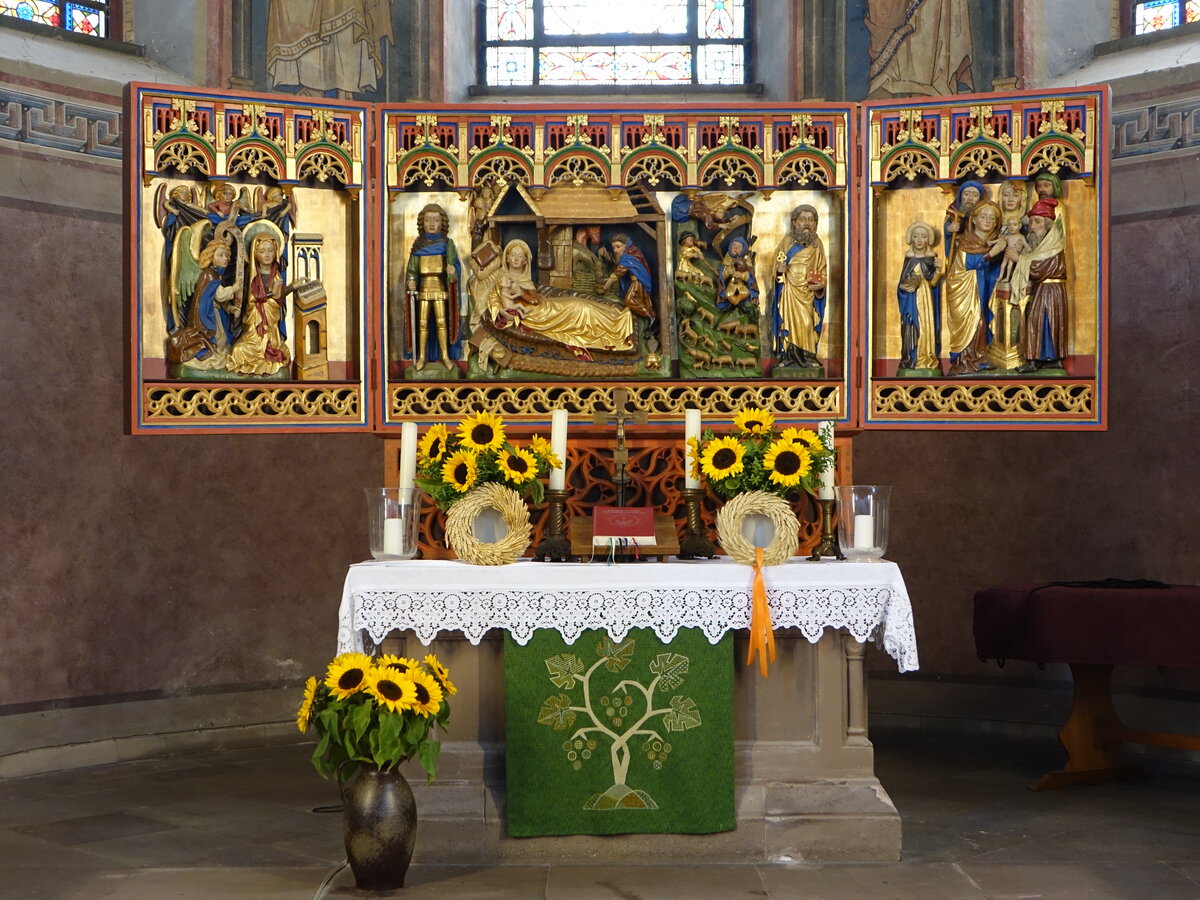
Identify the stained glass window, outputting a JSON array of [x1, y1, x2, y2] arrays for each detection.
[[1132, 0, 1198, 33], [542, 0, 687, 35], [0, 0, 112, 37], [481, 0, 749, 87]]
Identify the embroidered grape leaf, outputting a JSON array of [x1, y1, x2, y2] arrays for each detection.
[[662, 695, 701, 732], [596, 635, 635, 672], [537, 694, 577, 731], [649, 653, 689, 689], [544, 653, 584, 689]]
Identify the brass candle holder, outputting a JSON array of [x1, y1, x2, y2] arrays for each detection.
[[534, 488, 575, 562], [808, 497, 846, 561], [677, 485, 717, 560]]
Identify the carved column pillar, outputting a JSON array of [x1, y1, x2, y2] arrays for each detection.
[[843, 631, 869, 746]]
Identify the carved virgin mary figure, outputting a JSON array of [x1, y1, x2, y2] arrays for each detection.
[[487, 240, 635, 359]]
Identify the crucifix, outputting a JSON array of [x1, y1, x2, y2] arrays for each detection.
[[593, 387, 647, 508]]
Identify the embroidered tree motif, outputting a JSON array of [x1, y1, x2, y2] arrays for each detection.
[[537, 635, 701, 810]]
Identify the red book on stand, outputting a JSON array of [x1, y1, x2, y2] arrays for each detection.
[[591, 506, 657, 546]]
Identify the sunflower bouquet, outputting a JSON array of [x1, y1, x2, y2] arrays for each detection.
[[296, 652, 455, 782], [690, 407, 834, 501], [415, 411, 561, 511]]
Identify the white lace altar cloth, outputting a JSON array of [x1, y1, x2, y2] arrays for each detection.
[[338, 557, 918, 671]]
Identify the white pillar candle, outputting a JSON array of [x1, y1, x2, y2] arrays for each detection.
[[549, 409, 569, 490], [684, 407, 702, 489], [382, 517, 404, 556], [852, 514, 875, 550], [398, 421, 418, 494], [818, 420, 836, 500]]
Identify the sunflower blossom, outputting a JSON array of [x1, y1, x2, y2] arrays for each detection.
[[686, 436, 702, 480], [376, 654, 420, 677], [442, 449, 479, 493], [458, 412, 505, 453], [296, 676, 318, 732], [764, 439, 812, 487], [780, 427, 823, 450], [424, 654, 458, 696], [498, 446, 539, 485], [701, 436, 746, 480], [409, 669, 445, 716], [733, 408, 774, 435], [366, 666, 417, 714], [325, 652, 374, 700], [529, 434, 562, 469], [418, 424, 450, 462]]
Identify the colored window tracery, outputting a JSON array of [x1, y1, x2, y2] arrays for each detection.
[[0, 0, 110, 37], [1133, 0, 1200, 33], [481, 0, 748, 87]]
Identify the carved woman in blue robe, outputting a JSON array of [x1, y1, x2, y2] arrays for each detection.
[[944, 200, 1005, 376], [896, 221, 942, 373]]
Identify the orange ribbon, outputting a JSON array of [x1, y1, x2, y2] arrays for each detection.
[[746, 546, 776, 678]]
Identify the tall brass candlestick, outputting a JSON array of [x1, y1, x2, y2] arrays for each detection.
[[534, 488, 574, 562], [808, 498, 846, 561], [677, 486, 716, 560]]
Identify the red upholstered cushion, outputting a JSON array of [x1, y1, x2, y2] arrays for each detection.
[[974, 583, 1200, 668]]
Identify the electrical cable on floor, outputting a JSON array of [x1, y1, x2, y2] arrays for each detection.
[[312, 860, 348, 900], [312, 804, 343, 813]]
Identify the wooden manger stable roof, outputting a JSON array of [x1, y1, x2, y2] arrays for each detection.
[[491, 182, 663, 226]]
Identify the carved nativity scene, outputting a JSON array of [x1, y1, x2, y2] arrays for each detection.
[[380, 107, 851, 426]]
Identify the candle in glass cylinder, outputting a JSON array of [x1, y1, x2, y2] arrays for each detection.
[[382, 517, 404, 556], [684, 408, 702, 489], [818, 420, 836, 500], [852, 514, 875, 550], [549, 409, 568, 490]]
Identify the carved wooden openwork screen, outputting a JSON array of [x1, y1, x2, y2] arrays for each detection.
[[125, 85, 1108, 433]]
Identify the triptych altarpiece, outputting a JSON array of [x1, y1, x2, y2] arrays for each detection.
[[126, 83, 1108, 434]]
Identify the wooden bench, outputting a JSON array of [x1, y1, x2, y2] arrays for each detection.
[[973, 582, 1200, 790]]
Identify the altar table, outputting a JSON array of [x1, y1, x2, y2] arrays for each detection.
[[337, 557, 918, 671], [335, 557, 919, 864]]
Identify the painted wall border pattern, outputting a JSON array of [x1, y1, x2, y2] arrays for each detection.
[[0, 84, 122, 160]]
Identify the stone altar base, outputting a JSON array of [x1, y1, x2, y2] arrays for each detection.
[[383, 629, 901, 864]]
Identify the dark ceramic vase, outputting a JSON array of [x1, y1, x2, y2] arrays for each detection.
[[342, 766, 417, 891]]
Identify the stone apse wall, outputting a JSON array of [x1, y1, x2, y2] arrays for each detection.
[[2, 3, 1199, 769]]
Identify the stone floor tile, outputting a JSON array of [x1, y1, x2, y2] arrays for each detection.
[[962, 861, 1200, 899], [77, 825, 325, 868], [0, 830, 127, 870], [98, 866, 329, 899], [3, 869, 136, 899], [970, 818, 1200, 865], [13, 811, 178, 846], [759, 861, 986, 900], [0, 793, 112, 829], [322, 863, 550, 899], [545, 864, 767, 900]]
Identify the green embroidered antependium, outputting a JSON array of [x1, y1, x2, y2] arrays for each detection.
[[504, 628, 734, 836]]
